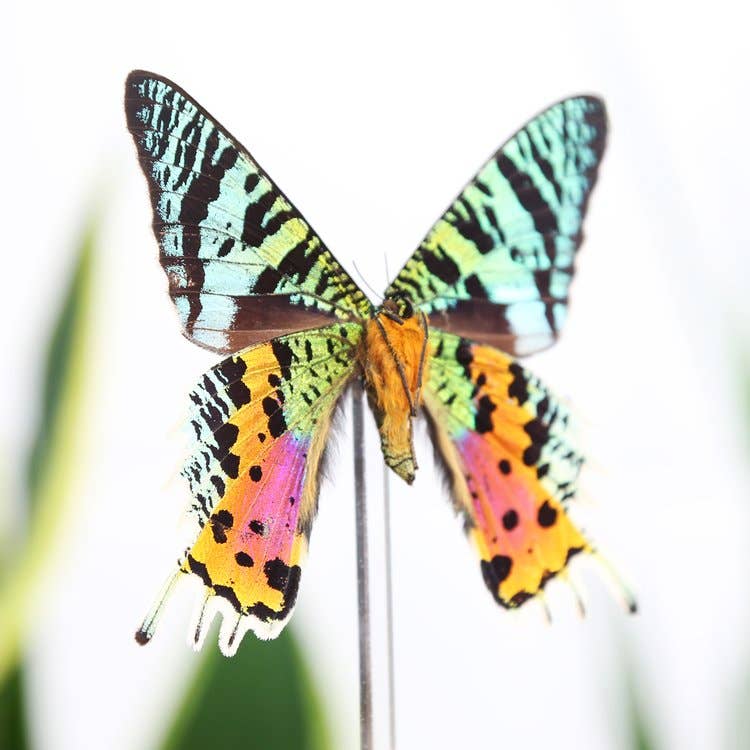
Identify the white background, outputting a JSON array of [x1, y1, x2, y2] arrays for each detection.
[[2, 1, 749, 748]]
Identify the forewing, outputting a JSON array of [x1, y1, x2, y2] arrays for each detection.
[[387, 97, 606, 356], [178, 322, 360, 653], [125, 71, 371, 353], [424, 330, 588, 608]]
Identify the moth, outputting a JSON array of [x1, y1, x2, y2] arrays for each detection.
[[125, 70, 633, 656]]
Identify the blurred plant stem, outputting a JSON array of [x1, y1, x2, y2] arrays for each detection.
[[0, 218, 95, 684]]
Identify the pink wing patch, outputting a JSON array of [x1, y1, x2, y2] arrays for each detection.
[[185, 431, 311, 651]]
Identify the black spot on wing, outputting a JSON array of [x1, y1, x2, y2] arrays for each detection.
[[495, 153, 558, 236], [508, 363, 530, 404], [241, 187, 277, 246], [262, 395, 287, 438], [271, 339, 295, 382], [244, 173, 260, 193], [213, 584, 243, 613], [262, 396, 277, 416], [210, 475, 226, 497], [221, 453, 240, 478], [214, 423, 239, 456], [536, 396, 550, 418], [475, 395, 496, 434], [211, 522, 227, 544], [464, 273, 488, 299], [509, 591, 533, 608], [522, 444, 541, 467], [215, 356, 247, 385], [481, 555, 513, 606], [218, 237, 233, 258], [502, 509, 519, 531], [451, 197, 495, 255], [247, 564, 302, 621], [455, 339, 474, 378], [524, 418, 549, 446], [278, 240, 319, 285], [246, 602, 274, 622], [227, 380, 251, 408], [187, 554, 212, 587], [210, 509, 234, 543], [527, 135, 562, 203], [422, 245, 461, 285], [253, 266, 282, 294], [235, 551, 255, 567], [264, 558, 291, 591], [537, 500, 558, 527], [249, 519, 266, 535]]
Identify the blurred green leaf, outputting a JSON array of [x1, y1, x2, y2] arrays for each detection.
[[728, 351, 750, 749], [738, 349, 750, 445], [628, 695, 657, 750], [727, 672, 750, 750], [0, 664, 30, 750], [25, 225, 93, 514], [0, 218, 95, 683], [622, 645, 659, 750], [161, 627, 330, 750]]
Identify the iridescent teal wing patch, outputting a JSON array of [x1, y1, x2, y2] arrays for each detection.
[[125, 71, 371, 353], [385, 97, 607, 356]]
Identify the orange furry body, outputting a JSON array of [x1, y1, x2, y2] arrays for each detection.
[[362, 312, 429, 483]]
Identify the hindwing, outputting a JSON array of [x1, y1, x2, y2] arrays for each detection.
[[139, 324, 359, 654], [424, 330, 590, 608]]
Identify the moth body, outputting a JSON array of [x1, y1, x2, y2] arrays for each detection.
[[361, 300, 429, 484]]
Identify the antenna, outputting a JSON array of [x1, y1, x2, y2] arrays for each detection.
[[353, 260, 383, 302]]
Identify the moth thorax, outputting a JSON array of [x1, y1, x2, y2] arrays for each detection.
[[366, 312, 428, 407]]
